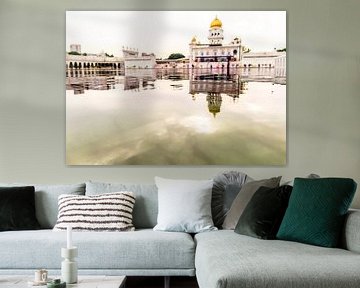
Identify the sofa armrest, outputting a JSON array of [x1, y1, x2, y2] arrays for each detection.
[[342, 209, 360, 253]]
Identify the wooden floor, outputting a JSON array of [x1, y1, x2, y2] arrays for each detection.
[[126, 276, 199, 288]]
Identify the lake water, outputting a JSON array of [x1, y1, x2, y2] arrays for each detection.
[[66, 68, 286, 165]]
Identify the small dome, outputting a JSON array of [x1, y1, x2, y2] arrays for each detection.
[[191, 36, 197, 44], [210, 16, 222, 29]]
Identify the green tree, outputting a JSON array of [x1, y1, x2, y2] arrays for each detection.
[[168, 53, 185, 60]]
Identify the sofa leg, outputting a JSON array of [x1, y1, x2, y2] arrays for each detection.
[[164, 276, 170, 288]]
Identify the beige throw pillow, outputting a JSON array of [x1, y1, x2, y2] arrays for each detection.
[[222, 176, 281, 230]]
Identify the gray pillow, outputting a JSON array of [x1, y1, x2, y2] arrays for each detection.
[[222, 176, 281, 230], [86, 181, 158, 229], [212, 171, 251, 228], [0, 183, 85, 228], [153, 177, 217, 233], [282, 173, 320, 186]]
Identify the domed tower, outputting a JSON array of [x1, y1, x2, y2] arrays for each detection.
[[208, 16, 224, 46]]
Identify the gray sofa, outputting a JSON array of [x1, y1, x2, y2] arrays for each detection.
[[1, 181, 360, 288]]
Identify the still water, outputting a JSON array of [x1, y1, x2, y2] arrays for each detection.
[[66, 68, 286, 165]]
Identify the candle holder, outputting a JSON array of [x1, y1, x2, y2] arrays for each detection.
[[61, 247, 78, 284]]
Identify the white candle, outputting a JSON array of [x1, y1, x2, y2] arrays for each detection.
[[67, 225, 72, 249]]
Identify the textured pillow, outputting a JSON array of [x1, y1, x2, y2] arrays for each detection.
[[0, 186, 41, 231], [86, 181, 158, 229], [222, 176, 281, 230], [153, 177, 217, 233], [0, 183, 85, 228], [277, 178, 357, 247], [235, 185, 292, 239], [212, 171, 251, 228], [53, 192, 136, 231]]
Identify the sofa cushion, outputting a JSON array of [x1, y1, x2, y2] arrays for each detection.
[[0, 186, 40, 231], [0, 183, 85, 229], [212, 171, 250, 228], [195, 230, 360, 288], [234, 185, 292, 239], [153, 177, 216, 233], [0, 229, 195, 272], [85, 181, 158, 229], [277, 178, 357, 247], [53, 192, 136, 232], [222, 176, 281, 229]]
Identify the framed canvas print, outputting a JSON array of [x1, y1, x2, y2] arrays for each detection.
[[66, 11, 286, 165]]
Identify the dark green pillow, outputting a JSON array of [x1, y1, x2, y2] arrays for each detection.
[[277, 178, 357, 247], [0, 186, 41, 231], [235, 185, 292, 239]]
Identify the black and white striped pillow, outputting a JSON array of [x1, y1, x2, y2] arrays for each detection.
[[53, 192, 136, 231]]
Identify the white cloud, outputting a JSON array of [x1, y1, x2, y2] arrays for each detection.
[[66, 11, 286, 58]]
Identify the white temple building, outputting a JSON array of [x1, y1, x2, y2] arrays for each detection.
[[189, 16, 243, 69]]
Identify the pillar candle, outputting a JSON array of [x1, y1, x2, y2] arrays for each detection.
[[67, 225, 72, 249]]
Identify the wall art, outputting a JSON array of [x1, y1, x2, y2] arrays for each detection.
[[66, 11, 286, 165]]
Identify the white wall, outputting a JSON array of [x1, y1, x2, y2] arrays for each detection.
[[0, 0, 359, 207]]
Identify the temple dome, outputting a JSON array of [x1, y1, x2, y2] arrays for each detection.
[[210, 16, 222, 28]]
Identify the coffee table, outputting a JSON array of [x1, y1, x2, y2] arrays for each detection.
[[0, 275, 126, 288]]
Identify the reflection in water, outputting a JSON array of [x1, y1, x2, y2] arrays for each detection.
[[189, 69, 249, 116], [66, 69, 123, 94], [207, 94, 222, 117], [66, 67, 286, 165], [156, 68, 189, 80]]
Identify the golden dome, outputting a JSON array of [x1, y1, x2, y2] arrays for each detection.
[[191, 36, 197, 44], [210, 16, 222, 28]]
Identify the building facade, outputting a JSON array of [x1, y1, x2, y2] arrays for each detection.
[[189, 16, 243, 70], [242, 51, 286, 68], [70, 44, 81, 54], [123, 47, 156, 69], [274, 54, 286, 77]]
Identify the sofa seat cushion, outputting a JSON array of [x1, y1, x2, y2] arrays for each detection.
[[0, 229, 195, 270], [195, 230, 360, 288]]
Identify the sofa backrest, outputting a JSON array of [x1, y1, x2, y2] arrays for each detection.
[[86, 181, 158, 229]]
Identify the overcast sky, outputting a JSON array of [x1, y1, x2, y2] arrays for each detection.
[[66, 11, 286, 58]]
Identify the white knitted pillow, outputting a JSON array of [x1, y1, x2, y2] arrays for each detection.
[[53, 192, 135, 231]]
